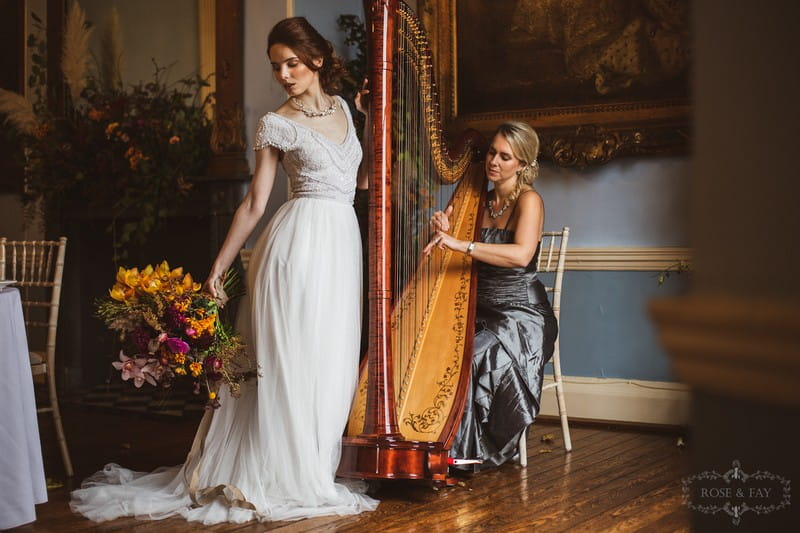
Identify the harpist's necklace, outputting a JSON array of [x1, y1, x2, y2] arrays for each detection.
[[488, 197, 511, 219], [292, 97, 337, 118]]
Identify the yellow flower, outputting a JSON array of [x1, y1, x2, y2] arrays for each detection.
[[156, 261, 172, 280], [189, 362, 203, 377], [208, 391, 217, 400], [170, 266, 184, 280], [182, 273, 201, 293], [109, 284, 127, 302], [115, 267, 140, 288], [174, 366, 187, 376], [140, 275, 161, 295], [173, 353, 186, 364]]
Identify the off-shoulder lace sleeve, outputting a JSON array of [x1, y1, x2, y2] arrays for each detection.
[[253, 113, 299, 152]]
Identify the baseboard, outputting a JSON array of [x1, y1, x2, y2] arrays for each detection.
[[539, 375, 690, 426]]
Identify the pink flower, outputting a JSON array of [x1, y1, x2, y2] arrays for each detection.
[[112, 351, 157, 387], [158, 332, 168, 343], [185, 327, 197, 337], [112, 351, 136, 380], [137, 360, 158, 388], [149, 362, 169, 382], [165, 337, 190, 354]]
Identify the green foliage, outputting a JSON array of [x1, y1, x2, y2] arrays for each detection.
[[13, 17, 212, 259], [657, 260, 692, 286], [337, 14, 367, 138]]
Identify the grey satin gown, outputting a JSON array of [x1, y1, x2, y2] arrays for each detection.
[[450, 227, 558, 470]]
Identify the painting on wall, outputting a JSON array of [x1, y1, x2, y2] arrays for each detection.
[[420, 0, 691, 167]]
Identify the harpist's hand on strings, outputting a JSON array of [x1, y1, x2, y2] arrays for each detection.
[[429, 205, 453, 232], [423, 229, 460, 256], [423, 205, 455, 255]]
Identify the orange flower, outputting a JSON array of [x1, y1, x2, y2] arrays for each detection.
[[169, 135, 180, 144], [105, 122, 120, 138], [189, 362, 203, 377], [129, 151, 144, 170], [34, 123, 50, 140], [88, 109, 105, 121]]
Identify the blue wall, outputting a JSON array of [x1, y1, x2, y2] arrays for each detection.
[[535, 156, 690, 382], [537, 157, 690, 247], [553, 271, 688, 381]]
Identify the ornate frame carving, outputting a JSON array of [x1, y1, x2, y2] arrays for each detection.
[[419, 0, 691, 168]]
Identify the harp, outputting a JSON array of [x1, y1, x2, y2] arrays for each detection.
[[338, 0, 486, 486]]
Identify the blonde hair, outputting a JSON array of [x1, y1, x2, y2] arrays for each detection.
[[493, 121, 540, 202]]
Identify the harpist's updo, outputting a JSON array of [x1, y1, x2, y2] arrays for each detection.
[[494, 121, 541, 202], [267, 17, 347, 93]]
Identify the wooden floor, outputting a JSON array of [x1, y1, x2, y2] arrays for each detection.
[[11, 404, 690, 532]]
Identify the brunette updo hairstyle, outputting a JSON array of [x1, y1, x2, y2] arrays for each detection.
[[267, 17, 347, 93]]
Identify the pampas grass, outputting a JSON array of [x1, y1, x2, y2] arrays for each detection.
[[99, 7, 124, 92], [0, 89, 38, 135], [62, 2, 93, 104]]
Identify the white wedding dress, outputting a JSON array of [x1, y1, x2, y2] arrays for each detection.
[[70, 96, 378, 524]]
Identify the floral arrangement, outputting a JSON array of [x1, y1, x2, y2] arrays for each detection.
[[0, 4, 212, 255], [96, 261, 254, 408]]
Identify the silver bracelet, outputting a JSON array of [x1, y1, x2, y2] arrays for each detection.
[[466, 241, 475, 256]]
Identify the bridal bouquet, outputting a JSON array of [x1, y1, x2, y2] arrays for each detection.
[[96, 261, 254, 408]]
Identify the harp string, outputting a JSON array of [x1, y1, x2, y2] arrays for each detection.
[[391, 3, 466, 403]]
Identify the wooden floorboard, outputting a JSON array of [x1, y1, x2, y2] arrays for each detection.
[[9, 404, 690, 532]]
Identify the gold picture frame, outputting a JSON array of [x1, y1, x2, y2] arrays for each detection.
[[419, 0, 691, 168]]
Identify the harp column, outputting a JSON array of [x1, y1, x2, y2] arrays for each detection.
[[361, 0, 402, 439]]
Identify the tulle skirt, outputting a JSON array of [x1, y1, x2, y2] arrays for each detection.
[[70, 197, 378, 524]]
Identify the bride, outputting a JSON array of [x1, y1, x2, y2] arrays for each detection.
[[70, 17, 377, 524]]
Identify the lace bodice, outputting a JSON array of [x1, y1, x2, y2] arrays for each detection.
[[253, 96, 362, 204]]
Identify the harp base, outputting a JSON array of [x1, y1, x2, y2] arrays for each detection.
[[337, 436, 450, 486]]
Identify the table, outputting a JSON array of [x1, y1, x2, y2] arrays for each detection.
[[0, 287, 47, 529]]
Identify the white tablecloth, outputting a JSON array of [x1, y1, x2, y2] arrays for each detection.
[[0, 287, 47, 529]]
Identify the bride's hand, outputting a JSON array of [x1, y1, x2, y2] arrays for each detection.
[[355, 79, 369, 115], [203, 272, 227, 305]]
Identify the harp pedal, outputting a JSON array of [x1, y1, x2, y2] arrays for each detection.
[[447, 458, 483, 465]]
